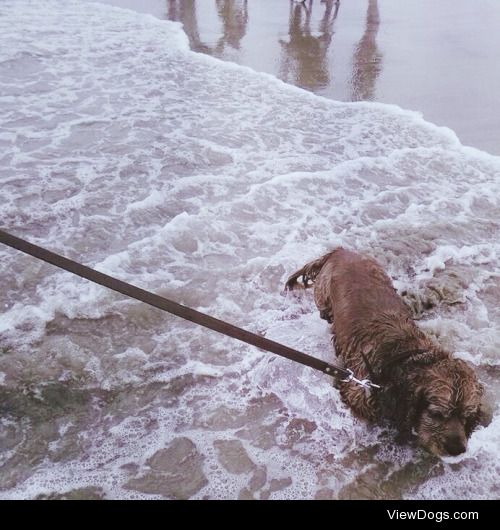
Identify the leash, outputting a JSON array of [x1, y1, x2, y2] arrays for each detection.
[[0, 229, 380, 389]]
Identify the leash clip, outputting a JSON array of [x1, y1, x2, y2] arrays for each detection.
[[341, 368, 382, 390]]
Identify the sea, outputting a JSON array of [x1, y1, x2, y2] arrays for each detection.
[[0, 0, 499, 499]]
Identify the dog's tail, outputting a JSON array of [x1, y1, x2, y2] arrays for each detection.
[[284, 250, 336, 291]]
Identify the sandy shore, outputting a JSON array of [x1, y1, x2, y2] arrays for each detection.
[[94, 0, 500, 156]]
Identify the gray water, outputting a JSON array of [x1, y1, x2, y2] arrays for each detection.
[[1, 0, 499, 499], [100, 0, 500, 155]]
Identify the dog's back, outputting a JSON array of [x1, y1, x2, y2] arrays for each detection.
[[286, 248, 409, 326], [286, 248, 419, 367], [317, 248, 410, 328]]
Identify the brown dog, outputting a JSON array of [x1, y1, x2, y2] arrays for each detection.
[[285, 248, 487, 456]]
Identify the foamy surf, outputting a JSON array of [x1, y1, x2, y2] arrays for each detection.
[[0, 0, 499, 499]]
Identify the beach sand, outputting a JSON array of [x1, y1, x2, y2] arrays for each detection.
[[95, 0, 500, 155]]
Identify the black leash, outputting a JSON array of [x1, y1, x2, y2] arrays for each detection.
[[0, 228, 376, 384]]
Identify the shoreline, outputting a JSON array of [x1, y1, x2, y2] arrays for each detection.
[[92, 0, 500, 156]]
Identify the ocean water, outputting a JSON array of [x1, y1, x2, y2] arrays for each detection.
[[1, 0, 499, 499]]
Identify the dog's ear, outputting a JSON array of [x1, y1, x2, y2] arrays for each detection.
[[398, 385, 427, 433], [413, 385, 427, 416]]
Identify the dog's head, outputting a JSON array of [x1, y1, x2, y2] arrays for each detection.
[[413, 358, 487, 457]]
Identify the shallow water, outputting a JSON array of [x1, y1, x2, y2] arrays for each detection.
[[0, 0, 499, 499], [110, 0, 500, 155]]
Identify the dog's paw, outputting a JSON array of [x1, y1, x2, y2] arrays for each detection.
[[478, 399, 494, 428]]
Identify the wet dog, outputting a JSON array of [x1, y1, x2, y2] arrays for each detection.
[[285, 248, 488, 456]]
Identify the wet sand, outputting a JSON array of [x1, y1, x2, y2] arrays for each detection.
[[94, 0, 500, 156]]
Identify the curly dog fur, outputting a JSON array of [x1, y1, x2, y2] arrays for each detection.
[[285, 248, 487, 456]]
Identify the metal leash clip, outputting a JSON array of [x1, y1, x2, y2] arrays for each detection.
[[341, 368, 382, 390]]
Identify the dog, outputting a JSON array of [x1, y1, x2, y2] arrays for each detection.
[[285, 248, 488, 456]]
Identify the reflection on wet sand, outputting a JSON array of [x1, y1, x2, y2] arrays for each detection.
[[165, 0, 382, 102], [279, 0, 340, 91], [350, 0, 382, 101], [167, 0, 211, 53], [215, 0, 248, 53], [167, 0, 249, 56]]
